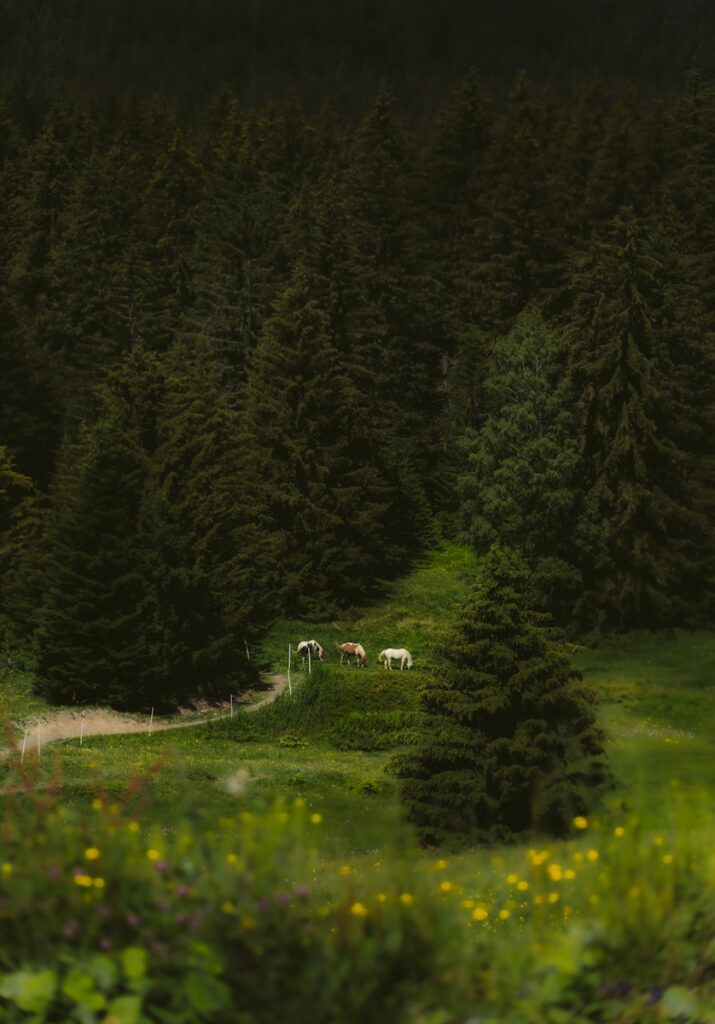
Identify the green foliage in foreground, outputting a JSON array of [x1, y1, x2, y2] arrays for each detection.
[[4, 764, 715, 1023]]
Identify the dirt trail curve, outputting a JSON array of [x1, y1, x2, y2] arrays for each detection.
[[4, 674, 288, 751]]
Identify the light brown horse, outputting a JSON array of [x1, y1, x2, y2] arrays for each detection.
[[336, 642, 367, 668]]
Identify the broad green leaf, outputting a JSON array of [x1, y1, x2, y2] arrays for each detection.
[[661, 985, 697, 1022], [0, 968, 57, 1012], [121, 947, 147, 983], [103, 994, 142, 1024], [62, 968, 106, 1010], [183, 972, 231, 1014]]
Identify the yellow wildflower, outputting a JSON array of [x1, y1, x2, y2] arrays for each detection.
[[128, 821, 140, 833], [498, 909, 510, 920], [74, 874, 93, 888], [93, 878, 105, 889], [91, 799, 103, 810], [241, 916, 256, 930], [586, 849, 599, 862], [399, 893, 414, 906], [310, 813, 323, 825], [564, 869, 576, 881], [339, 865, 352, 876], [377, 894, 387, 903], [506, 873, 518, 885], [547, 864, 563, 881], [84, 847, 100, 861], [226, 853, 239, 866], [146, 849, 161, 861], [435, 858, 448, 870], [351, 902, 368, 917], [614, 826, 625, 837], [517, 880, 529, 891], [222, 901, 236, 914], [573, 816, 588, 830], [472, 906, 488, 921], [439, 880, 454, 893], [662, 853, 674, 865], [548, 892, 560, 904], [1, 863, 12, 878]]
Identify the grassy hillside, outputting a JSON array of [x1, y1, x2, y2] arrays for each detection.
[[3, 542, 714, 858]]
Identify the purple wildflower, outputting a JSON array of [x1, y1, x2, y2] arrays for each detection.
[[62, 920, 80, 939]]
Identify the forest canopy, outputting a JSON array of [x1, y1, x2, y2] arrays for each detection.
[[0, 2, 713, 709]]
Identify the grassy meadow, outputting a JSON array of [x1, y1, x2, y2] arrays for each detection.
[[2, 543, 715, 1021]]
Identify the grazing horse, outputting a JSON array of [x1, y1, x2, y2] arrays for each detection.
[[336, 642, 367, 668], [296, 640, 324, 664], [378, 648, 413, 670]]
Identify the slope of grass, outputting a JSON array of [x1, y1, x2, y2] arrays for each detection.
[[3, 543, 714, 860], [575, 630, 715, 828], [258, 541, 480, 675]]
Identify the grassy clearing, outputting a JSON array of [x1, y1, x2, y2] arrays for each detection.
[[3, 544, 714, 857], [575, 630, 715, 828], [258, 541, 480, 674]]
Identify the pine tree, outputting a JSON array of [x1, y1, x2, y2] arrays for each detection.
[[344, 93, 444, 489], [568, 207, 714, 630], [394, 545, 611, 847], [458, 308, 582, 622], [0, 446, 47, 656], [465, 73, 565, 332], [240, 266, 424, 616], [35, 347, 247, 710], [157, 337, 273, 679]]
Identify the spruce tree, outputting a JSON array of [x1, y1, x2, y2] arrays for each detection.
[[568, 207, 714, 630], [240, 266, 424, 616], [394, 545, 611, 847], [458, 308, 582, 622], [35, 347, 250, 710], [0, 446, 47, 655]]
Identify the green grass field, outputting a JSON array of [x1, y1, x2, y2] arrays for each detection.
[[3, 545, 715, 1021], [3, 542, 713, 859]]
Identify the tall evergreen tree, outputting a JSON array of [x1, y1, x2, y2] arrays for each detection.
[[0, 446, 47, 656], [240, 266, 426, 616], [465, 73, 565, 331], [458, 308, 582, 622], [394, 545, 611, 847], [568, 207, 714, 630], [35, 347, 257, 710]]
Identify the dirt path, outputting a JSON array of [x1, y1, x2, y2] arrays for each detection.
[[3, 674, 289, 752]]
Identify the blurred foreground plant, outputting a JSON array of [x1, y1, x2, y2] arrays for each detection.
[[3, 748, 715, 1022]]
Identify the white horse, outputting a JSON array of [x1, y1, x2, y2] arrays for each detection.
[[378, 648, 413, 670], [296, 640, 324, 664]]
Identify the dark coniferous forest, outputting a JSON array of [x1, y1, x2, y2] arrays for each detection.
[[0, 0, 713, 710]]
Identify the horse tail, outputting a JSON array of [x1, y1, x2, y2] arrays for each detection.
[[334, 641, 343, 653]]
